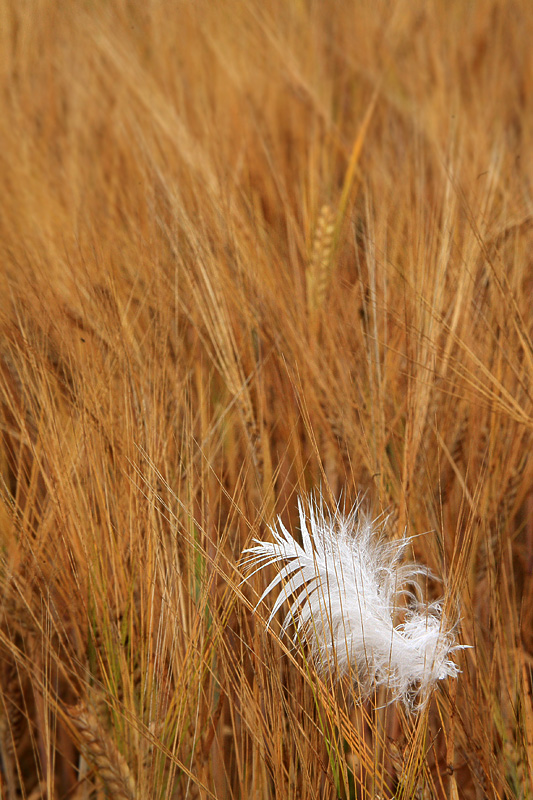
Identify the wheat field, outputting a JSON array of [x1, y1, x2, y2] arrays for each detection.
[[0, 0, 532, 797]]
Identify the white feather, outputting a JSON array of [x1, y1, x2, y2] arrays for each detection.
[[243, 494, 464, 707]]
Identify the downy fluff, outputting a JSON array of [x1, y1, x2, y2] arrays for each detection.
[[243, 495, 462, 707]]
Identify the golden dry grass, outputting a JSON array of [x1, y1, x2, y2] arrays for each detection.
[[1, 0, 533, 797]]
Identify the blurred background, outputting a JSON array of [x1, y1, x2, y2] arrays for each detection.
[[0, 1, 532, 797]]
